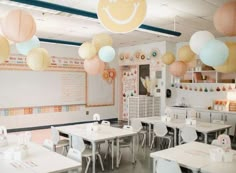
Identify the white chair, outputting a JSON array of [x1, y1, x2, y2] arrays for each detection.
[[116, 125, 134, 167], [155, 158, 182, 173], [150, 122, 172, 149], [51, 126, 69, 155], [211, 134, 231, 150], [131, 119, 147, 147], [71, 135, 104, 173], [180, 126, 197, 144], [67, 148, 82, 173]]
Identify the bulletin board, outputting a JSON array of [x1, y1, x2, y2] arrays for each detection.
[[0, 70, 86, 108], [86, 74, 115, 107]]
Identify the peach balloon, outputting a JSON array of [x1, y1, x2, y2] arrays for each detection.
[[84, 56, 104, 75], [27, 48, 51, 71], [169, 61, 187, 77], [214, 1, 236, 36], [0, 36, 10, 64], [161, 52, 175, 65], [1, 9, 36, 42], [214, 42, 236, 73], [99, 60, 105, 73], [178, 45, 195, 63]]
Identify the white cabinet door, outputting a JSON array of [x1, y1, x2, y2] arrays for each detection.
[[170, 108, 187, 119], [211, 112, 224, 122], [197, 111, 211, 123], [224, 113, 236, 136]]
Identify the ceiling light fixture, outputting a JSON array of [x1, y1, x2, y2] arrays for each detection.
[[10, 0, 181, 37]]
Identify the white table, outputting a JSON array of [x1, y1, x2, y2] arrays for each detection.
[[56, 123, 137, 173], [0, 134, 81, 173], [150, 142, 236, 173], [136, 116, 232, 146]]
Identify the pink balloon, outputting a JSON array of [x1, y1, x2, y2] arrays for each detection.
[[1, 9, 36, 42], [84, 56, 104, 75], [169, 61, 187, 77]]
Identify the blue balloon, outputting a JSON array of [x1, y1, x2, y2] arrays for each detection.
[[98, 46, 115, 62], [199, 39, 228, 67], [16, 36, 40, 55]]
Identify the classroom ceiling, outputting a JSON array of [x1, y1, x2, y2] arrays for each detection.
[[0, 0, 230, 48]]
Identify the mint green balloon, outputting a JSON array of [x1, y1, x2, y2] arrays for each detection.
[[98, 46, 115, 62], [16, 36, 40, 55], [199, 39, 228, 66]]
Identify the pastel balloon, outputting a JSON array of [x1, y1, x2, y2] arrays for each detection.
[[178, 45, 195, 63], [214, 1, 236, 36], [78, 42, 97, 59], [1, 9, 36, 42], [27, 48, 51, 71], [0, 36, 10, 64], [199, 39, 228, 67], [214, 42, 236, 73], [92, 33, 112, 51], [190, 31, 215, 54], [84, 56, 104, 75], [161, 52, 175, 65], [169, 61, 187, 77], [99, 46, 116, 62], [16, 35, 40, 55]]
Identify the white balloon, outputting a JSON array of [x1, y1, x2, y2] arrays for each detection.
[[189, 31, 215, 55]]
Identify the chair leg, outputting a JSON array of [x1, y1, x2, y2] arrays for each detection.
[[118, 151, 122, 167], [85, 157, 91, 173], [141, 133, 146, 148], [150, 136, 155, 150], [97, 153, 104, 171], [104, 141, 110, 159]]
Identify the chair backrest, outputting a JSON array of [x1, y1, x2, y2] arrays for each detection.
[[156, 158, 182, 173], [131, 119, 142, 132], [123, 125, 133, 131], [101, 120, 110, 126], [212, 120, 225, 124], [153, 122, 168, 137], [93, 113, 100, 121], [51, 126, 60, 145], [180, 126, 197, 143], [42, 139, 54, 151], [67, 148, 82, 163], [0, 126, 7, 136], [71, 135, 86, 153], [215, 134, 231, 150]]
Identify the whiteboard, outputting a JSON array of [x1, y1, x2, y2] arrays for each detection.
[[0, 71, 86, 108], [86, 75, 114, 107]]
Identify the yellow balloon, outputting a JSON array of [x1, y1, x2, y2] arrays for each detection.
[[78, 42, 97, 59], [27, 48, 51, 71], [214, 42, 236, 73], [0, 35, 10, 63], [178, 45, 195, 63], [161, 52, 175, 65], [92, 33, 112, 51]]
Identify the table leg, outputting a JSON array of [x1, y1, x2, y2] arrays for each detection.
[[92, 142, 96, 173], [116, 138, 119, 168], [204, 133, 208, 143], [111, 139, 114, 170], [173, 128, 177, 146], [149, 123, 151, 146], [132, 135, 135, 163]]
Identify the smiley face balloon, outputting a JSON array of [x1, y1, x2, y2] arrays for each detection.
[[97, 0, 147, 33]]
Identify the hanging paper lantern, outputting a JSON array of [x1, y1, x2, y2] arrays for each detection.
[[78, 42, 97, 59], [98, 46, 116, 62], [1, 9, 36, 42], [27, 48, 51, 71], [178, 45, 196, 63], [161, 52, 175, 65], [97, 0, 147, 33], [189, 31, 215, 54], [16, 35, 40, 55], [92, 33, 112, 51], [0, 36, 10, 64], [84, 56, 104, 75], [214, 1, 236, 36], [214, 42, 236, 73], [169, 61, 187, 77], [199, 39, 228, 67]]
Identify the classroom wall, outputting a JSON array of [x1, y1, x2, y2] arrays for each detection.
[[0, 42, 119, 129]]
